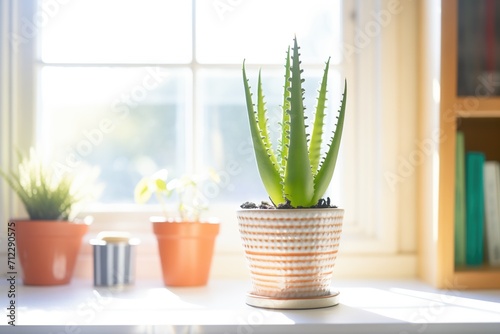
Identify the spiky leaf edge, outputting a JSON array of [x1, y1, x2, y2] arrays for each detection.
[[257, 70, 279, 168], [279, 47, 291, 175], [309, 57, 331, 175], [312, 79, 347, 204], [242, 60, 283, 205], [283, 37, 315, 207]]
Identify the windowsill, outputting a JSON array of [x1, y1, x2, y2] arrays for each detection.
[[63, 206, 420, 280], [3, 279, 500, 333]]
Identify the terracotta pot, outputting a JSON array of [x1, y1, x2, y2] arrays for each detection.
[[152, 219, 220, 287], [12, 220, 89, 286], [237, 208, 344, 309]]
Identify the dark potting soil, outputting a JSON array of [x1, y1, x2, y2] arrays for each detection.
[[240, 198, 337, 209]]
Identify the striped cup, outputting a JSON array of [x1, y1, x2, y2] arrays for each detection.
[[91, 232, 139, 287]]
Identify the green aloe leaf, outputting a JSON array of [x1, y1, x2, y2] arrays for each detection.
[[242, 61, 283, 205], [283, 37, 315, 207], [312, 79, 347, 204], [257, 70, 279, 168], [280, 47, 291, 174], [309, 58, 330, 175]]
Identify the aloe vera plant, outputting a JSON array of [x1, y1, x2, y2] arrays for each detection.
[[242, 37, 347, 208]]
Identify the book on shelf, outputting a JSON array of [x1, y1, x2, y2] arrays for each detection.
[[465, 151, 485, 266], [455, 131, 466, 267], [483, 161, 500, 267]]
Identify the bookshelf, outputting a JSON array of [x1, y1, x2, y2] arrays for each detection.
[[437, 0, 500, 289]]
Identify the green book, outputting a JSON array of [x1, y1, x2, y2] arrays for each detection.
[[465, 151, 485, 266], [454, 131, 466, 267]]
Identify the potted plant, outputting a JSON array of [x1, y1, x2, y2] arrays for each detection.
[[0, 149, 95, 285], [238, 37, 347, 309], [134, 170, 220, 287]]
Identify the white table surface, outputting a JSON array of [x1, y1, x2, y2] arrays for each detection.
[[1, 278, 500, 333]]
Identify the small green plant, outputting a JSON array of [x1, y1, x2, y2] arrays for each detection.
[[242, 37, 347, 208], [0, 148, 93, 220], [134, 170, 217, 222]]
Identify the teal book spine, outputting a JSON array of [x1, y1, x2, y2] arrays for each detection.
[[465, 152, 485, 266], [454, 132, 466, 267]]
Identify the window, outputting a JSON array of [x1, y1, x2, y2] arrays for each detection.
[[35, 0, 346, 206], [1, 0, 419, 278]]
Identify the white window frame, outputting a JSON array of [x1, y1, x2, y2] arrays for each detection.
[[1, 0, 419, 279]]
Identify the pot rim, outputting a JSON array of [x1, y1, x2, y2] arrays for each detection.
[[9, 216, 93, 225], [9, 219, 91, 225], [237, 207, 343, 213], [149, 216, 220, 224]]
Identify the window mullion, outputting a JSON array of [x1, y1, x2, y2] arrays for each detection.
[[191, 0, 199, 174]]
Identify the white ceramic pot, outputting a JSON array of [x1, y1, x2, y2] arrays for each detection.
[[237, 208, 344, 309]]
